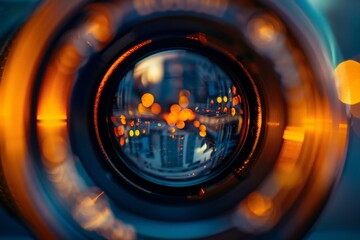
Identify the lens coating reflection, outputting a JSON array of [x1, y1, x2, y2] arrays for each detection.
[[110, 50, 244, 184]]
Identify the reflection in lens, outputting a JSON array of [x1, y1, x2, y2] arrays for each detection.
[[109, 50, 245, 184]]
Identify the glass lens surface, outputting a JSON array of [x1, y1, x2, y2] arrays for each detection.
[[110, 50, 244, 183]]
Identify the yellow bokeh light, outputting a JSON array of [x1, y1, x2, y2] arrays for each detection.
[[199, 130, 207, 137], [335, 59, 360, 104], [135, 129, 140, 136], [217, 96, 222, 104], [141, 93, 155, 108], [129, 130, 134, 137], [223, 96, 228, 102]]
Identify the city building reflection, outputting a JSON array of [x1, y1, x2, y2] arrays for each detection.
[[110, 50, 244, 182]]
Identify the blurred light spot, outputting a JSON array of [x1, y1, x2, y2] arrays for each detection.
[[176, 121, 185, 129], [56, 43, 82, 74], [179, 89, 191, 98], [141, 93, 155, 108], [85, 13, 112, 43], [199, 130, 207, 137], [283, 126, 304, 142], [129, 130, 134, 137], [232, 86, 237, 95], [120, 137, 125, 146], [42, 136, 68, 163], [199, 124, 207, 131], [170, 104, 181, 113], [247, 192, 273, 217], [267, 122, 280, 127], [199, 188, 206, 197], [217, 96, 223, 103], [223, 96, 228, 102], [179, 109, 190, 121], [231, 107, 236, 116], [135, 129, 140, 137], [138, 103, 148, 114], [194, 120, 201, 128], [179, 96, 189, 108], [120, 115, 126, 125], [247, 14, 282, 49], [335, 60, 360, 104], [151, 103, 162, 115]]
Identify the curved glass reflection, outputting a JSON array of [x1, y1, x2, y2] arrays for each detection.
[[110, 50, 244, 183]]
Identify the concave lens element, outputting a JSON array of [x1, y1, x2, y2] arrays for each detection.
[[109, 50, 245, 184]]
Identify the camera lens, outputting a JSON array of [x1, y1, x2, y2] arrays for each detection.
[[108, 49, 245, 186], [0, 1, 349, 239]]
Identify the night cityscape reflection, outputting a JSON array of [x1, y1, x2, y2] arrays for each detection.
[[110, 50, 245, 183]]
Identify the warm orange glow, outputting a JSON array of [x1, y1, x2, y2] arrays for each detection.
[[120, 115, 126, 125], [56, 43, 82, 74], [165, 112, 178, 126], [85, 13, 112, 43], [138, 103, 148, 114], [176, 121, 185, 129], [120, 137, 125, 146], [283, 126, 304, 142], [179, 96, 189, 108], [169, 127, 176, 133], [179, 109, 190, 121], [210, 100, 214, 105], [248, 15, 280, 47], [199, 130, 207, 137], [232, 86, 237, 95], [186, 109, 196, 121], [247, 192, 273, 217], [267, 122, 280, 127], [38, 122, 68, 164], [117, 125, 124, 136], [334, 60, 360, 104], [170, 104, 181, 113], [130, 121, 135, 127], [151, 103, 162, 115], [37, 68, 71, 121], [199, 124, 207, 131], [231, 107, 236, 116], [141, 93, 155, 108], [194, 120, 201, 128]]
